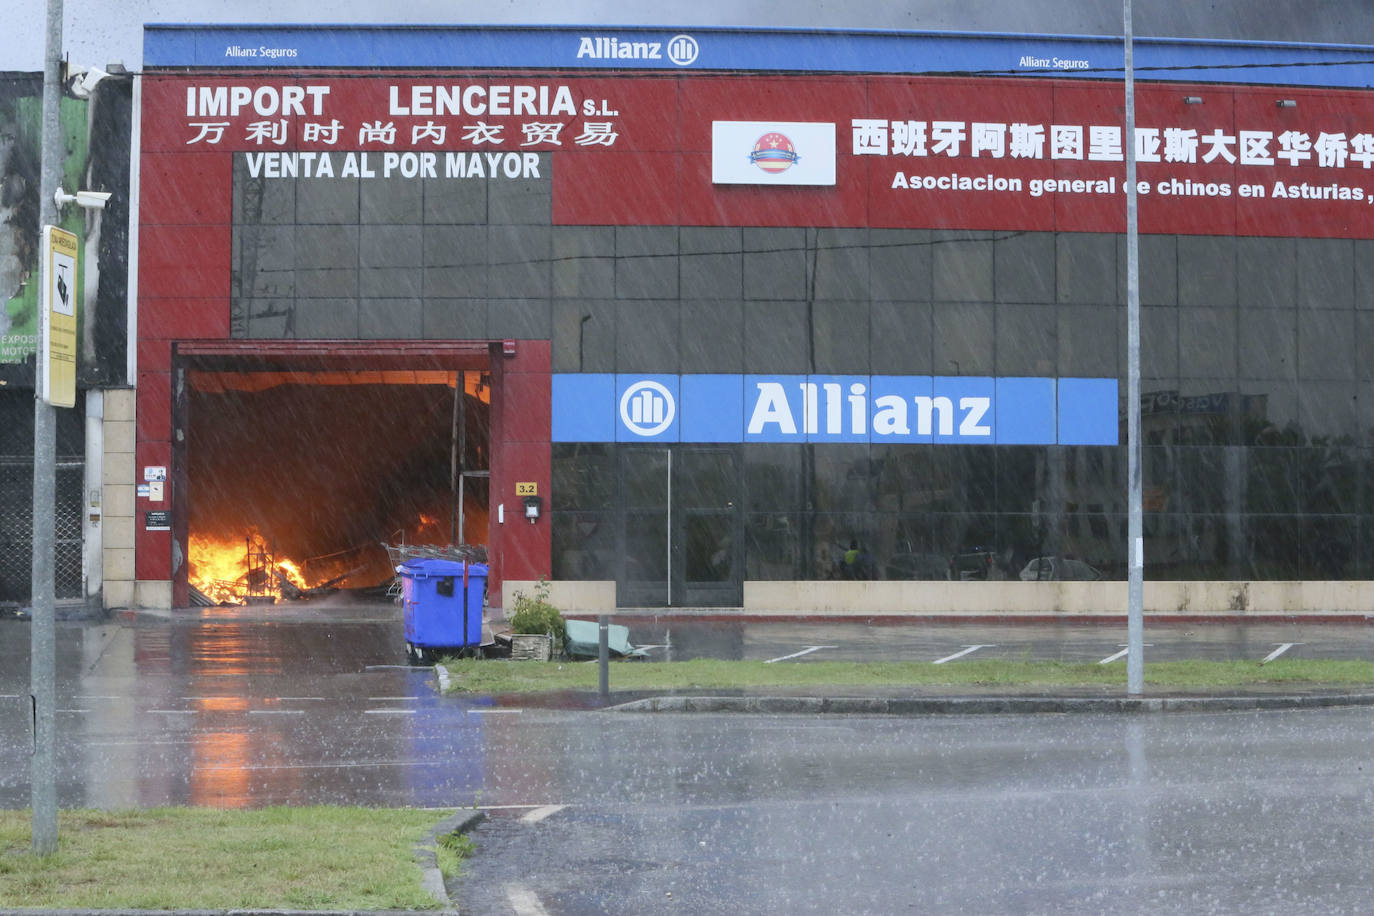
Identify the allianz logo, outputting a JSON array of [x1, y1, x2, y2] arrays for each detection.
[[618, 379, 992, 439], [621, 380, 677, 436], [576, 34, 699, 66]]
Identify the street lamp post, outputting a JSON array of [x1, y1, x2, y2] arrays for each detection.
[[31, 0, 65, 855], [1124, 0, 1145, 695]]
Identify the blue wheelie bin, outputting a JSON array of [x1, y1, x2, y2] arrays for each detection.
[[398, 558, 488, 663]]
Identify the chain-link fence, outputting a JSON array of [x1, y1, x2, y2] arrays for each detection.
[[0, 457, 85, 604]]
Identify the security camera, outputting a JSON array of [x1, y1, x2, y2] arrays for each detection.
[[54, 187, 112, 210]]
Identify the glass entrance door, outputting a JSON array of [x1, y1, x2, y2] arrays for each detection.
[[674, 446, 741, 607], [617, 447, 669, 607], [615, 445, 742, 608]]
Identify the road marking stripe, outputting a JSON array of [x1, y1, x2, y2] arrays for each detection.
[[506, 884, 550, 916], [364, 709, 417, 715], [764, 645, 838, 663], [932, 645, 995, 665], [520, 805, 567, 823], [1261, 643, 1301, 664]]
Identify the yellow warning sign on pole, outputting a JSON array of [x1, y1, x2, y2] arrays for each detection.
[[40, 225, 78, 408]]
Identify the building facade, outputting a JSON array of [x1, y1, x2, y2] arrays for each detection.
[[127, 25, 1374, 613], [1, 70, 131, 614]]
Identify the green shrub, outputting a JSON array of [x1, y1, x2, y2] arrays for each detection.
[[508, 579, 566, 644]]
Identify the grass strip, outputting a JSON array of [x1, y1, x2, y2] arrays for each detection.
[[0, 806, 455, 910], [439, 657, 1374, 694]]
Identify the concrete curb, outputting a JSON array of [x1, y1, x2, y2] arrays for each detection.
[[0, 911, 441, 915], [606, 692, 1374, 715], [414, 809, 485, 911]]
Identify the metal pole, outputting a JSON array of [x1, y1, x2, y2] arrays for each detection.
[[1124, 0, 1145, 695], [597, 614, 609, 700], [31, 0, 64, 855]]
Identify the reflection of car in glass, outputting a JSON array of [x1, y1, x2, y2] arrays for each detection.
[[1018, 557, 1103, 581], [949, 546, 998, 580], [885, 552, 950, 580]]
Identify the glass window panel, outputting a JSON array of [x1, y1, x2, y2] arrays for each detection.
[[552, 443, 615, 511], [678, 447, 737, 509], [745, 513, 802, 580], [746, 444, 803, 513], [622, 447, 669, 508], [1248, 516, 1353, 579], [812, 445, 873, 513], [1245, 449, 1301, 514], [811, 512, 881, 580], [872, 446, 953, 514], [624, 512, 668, 581], [551, 512, 615, 580], [684, 513, 734, 583]]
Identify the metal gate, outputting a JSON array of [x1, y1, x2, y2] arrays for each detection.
[[0, 458, 85, 604]]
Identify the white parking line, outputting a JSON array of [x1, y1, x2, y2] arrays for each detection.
[[932, 645, 995, 665], [520, 805, 567, 824], [1261, 643, 1302, 664], [764, 646, 838, 664], [1098, 644, 1153, 665], [364, 709, 417, 715], [506, 884, 550, 916]]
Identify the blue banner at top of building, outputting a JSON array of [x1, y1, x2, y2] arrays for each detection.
[[552, 374, 1118, 446], [145, 24, 1374, 89]]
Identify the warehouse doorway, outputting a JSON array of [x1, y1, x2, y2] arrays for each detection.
[[172, 342, 492, 608]]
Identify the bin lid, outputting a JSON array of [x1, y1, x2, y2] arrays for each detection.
[[397, 557, 488, 577]]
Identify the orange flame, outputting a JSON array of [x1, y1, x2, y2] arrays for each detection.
[[188, 530, 309, 605]]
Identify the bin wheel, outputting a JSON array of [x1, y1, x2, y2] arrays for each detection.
[[405, 642, 418, 665]]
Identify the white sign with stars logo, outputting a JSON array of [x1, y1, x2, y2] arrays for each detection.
[[712, 121, 836, 186]]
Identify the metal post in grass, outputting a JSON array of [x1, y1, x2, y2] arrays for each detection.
[[598, 615, 609, 700]]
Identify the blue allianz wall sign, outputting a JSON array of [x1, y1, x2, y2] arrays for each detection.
[[553, 374, 1118, 445]]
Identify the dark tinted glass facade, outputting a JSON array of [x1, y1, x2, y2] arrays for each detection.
[[553, 229, 1374, 596]]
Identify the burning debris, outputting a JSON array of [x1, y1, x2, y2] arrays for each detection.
[[188, 531, 369, 606]]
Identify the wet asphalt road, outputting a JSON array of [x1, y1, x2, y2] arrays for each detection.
[[1, 601, 1371, 913]]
